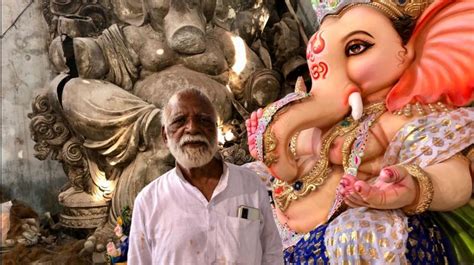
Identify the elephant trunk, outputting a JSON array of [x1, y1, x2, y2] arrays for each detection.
[[264, 81, 363, 182]]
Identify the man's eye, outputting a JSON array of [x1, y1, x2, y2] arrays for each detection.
[[200, 117, 213, 124], [171, 117, 186, 125], [345, 40, 374, 56]]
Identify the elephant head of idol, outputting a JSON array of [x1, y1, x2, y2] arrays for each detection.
[[255, 0, 474, 183]]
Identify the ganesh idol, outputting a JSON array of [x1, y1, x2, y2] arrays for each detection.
[[246, 0, 474, 263]]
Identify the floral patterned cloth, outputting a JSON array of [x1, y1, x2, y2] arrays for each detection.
[[324, 208, 409, 264], [284, 212, 454, 264], [383, 107, 473, 167]]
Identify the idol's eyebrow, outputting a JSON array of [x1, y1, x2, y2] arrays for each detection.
[[342, 30, 374, 42]]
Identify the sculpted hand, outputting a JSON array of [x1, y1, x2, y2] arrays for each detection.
[[245, 108, 263, 159], [106, 241, 120, 257], [339, 166, 417, 210]]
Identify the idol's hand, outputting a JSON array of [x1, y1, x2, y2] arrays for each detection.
[[339, 166, 417, 210], [106, 241, 120, 257], [245, 108, 263, 159]]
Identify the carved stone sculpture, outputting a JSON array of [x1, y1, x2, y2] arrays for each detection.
[[29, 0, 308, 253]]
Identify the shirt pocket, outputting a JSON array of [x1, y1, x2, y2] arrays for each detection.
[[218, 216, 261, 264]]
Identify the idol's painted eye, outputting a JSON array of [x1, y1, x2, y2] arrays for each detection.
[[345, 40, 375, 56]]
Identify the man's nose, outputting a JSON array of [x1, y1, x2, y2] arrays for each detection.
[[184, 118, 200, 133]]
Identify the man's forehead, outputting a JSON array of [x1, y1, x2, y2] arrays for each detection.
[[169, 109, 214, 117], [168, 94, 214, 116]]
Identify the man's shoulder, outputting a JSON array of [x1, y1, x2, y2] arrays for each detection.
[[226, 163, 271, 207], [227, 162, 257, 176], [135, 167, 175, 203], [226, 162, 263, 185]]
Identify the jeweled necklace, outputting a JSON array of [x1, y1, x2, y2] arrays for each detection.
[[272, 102, 386, 211]]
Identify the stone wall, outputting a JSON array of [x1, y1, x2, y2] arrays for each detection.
[[1, 0, 66, 213]]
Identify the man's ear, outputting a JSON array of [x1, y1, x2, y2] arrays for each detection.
[[161, 126, 168, 145]]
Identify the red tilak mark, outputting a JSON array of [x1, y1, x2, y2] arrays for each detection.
[[307, 31, 328, 81], [307, 31, 326, 60], [313, 31, 326, 54], [310, 62, 328, 80]]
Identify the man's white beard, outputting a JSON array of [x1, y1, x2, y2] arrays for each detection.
[[168, 134, 218, 169]]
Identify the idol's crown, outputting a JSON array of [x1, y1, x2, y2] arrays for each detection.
[[312, 0, 434, 24]]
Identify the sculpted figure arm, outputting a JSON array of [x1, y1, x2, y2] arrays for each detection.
[[341, 155, 472, 212], [49, 35, 108, 79], [49, 24, 139, 90]]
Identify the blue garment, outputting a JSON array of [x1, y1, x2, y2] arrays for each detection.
[[111, 237, 129, 264], [284, 224, 329, 264], [283, 213, 454, 265]]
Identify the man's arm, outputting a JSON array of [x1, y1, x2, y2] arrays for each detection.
[[128, 195, 153, 264], [426, 155, 472, 211], [258, 185, 284, 265]]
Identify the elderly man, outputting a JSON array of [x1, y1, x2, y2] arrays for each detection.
[[128, 88, 283, 264]]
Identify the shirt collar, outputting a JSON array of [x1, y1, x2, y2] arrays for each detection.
[[174, 160, 230, 200]]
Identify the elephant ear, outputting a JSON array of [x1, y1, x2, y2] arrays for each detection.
[[386, 0, 474, 111]]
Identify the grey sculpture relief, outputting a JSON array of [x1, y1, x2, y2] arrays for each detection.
[[29, 0, 308, 254]]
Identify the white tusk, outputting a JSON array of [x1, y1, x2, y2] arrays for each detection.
[[348, 92, 363, 120]]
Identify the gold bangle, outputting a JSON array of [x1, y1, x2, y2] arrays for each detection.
[[289, 132, 300, 158], [401, 164, 434, 215]]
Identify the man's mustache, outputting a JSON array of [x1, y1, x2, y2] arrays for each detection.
[[179, 134, 211, 148]]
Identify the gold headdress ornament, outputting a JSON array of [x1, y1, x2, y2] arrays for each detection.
[[312, 0, 434, 24]]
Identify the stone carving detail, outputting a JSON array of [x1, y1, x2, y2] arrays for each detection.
[[61, 139, 89, 191], [42, 0, 115, 38], [29, 92, 111, 228], [30, 0, 310, 252], [60, 205, 109, 229], [29, 93, 91, 193], [29, 93, 70, 161]]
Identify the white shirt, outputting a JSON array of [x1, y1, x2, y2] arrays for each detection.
[[128, 161, 283, 265]]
